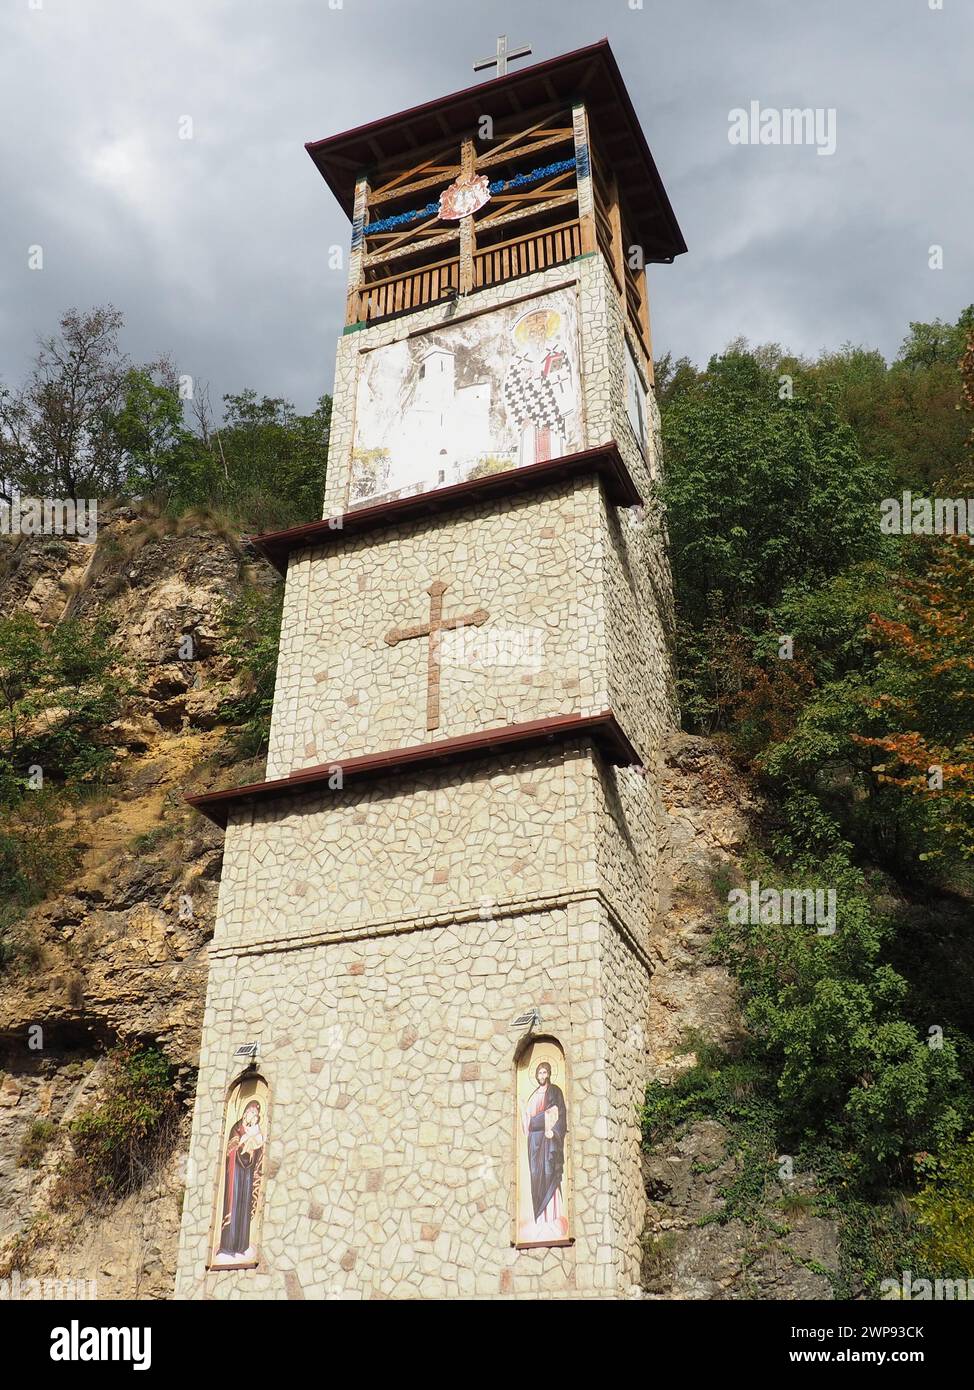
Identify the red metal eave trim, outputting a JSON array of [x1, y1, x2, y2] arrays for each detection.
[[186, 710, 642, 829], [251, 441, 641, 575]]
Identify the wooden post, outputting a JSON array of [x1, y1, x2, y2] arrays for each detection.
[[345, 172, 370, 325], [612, 173, 654, 386], [639, 276, 654, 386], [572, 102, 596, 255], [607, 173, 626, 307], [459, 137, 476, 294]]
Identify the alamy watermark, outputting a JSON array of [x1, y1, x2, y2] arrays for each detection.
[[441, 623, 545, 672], [0, 491, 98, 542], [728, 102, 837, 157], [728, 879, 837, 935], [50, 1319, 150, 1370], [881, 1270, 974, 1300], [880, 491, 974, 543], [0, 1270, 98, 1300]]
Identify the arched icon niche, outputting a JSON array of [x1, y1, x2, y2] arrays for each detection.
[[514, 1037, 572, 1247], [209, 1072, 268, 1270]]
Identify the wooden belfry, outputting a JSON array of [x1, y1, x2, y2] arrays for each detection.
[[312, 39, 684, 365], [177, 41, 686, 1301]]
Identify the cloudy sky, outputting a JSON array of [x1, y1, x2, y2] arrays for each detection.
[[2, 0, 971, 413]]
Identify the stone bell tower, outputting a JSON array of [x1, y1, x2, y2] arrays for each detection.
[[175, 38, 686, 1301]]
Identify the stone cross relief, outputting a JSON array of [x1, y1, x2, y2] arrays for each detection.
[[384, 581, 489, 732]]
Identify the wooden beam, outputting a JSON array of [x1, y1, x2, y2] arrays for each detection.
[[638, 271, 654, 384], [364, 225, 459, 270], [607, 172, 627, 325], [369, 164, 461, 208], [366, 215, 440, 257], [617, 188, 655, 376], [370, 147, 457, 200], [483, 183, 573, 205], [479, 110, 564, 162], [572, 102, 597, 254], [459, 136, 476, 294], [362, 132, 456, 187], [476, 128, 574, 172], [476, 97, 567, 146], [474, 191, 576, 236]]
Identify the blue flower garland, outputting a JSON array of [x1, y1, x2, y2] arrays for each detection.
[[365, 158, 577, 235]]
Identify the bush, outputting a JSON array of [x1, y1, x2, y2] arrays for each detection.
[[0, 793, 76, 954], [714, 816, 969, 1185], [642, 1041, 782, 1223], [64, 1045, 180, 1205], [0, 611, 127, 788], [912, 1134, 974, 1275], [219, 583, 283, 755], [18, 1118, 57, 1169]]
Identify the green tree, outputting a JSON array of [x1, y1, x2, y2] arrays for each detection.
[[0, 612, 126, 790], [0, 611, 47, 761], [0, 306, 128, 499], [716, 805, 968, 1183], [111, 366, 190, 494], [797, 306, 974, 491], [897, 309, 974, 371], [660, 347, 886, 728], [219, 583, 284, 755]]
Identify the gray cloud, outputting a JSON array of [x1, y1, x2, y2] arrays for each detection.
[[2, 0, 971, 412]]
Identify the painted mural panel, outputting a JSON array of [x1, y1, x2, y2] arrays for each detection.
[[349, 288, 581, 509], [209, 1074, 268, 1269], [515, 1038, 572, 1246]]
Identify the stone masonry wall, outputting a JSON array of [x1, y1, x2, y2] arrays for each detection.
[[175, 756, 651, 1299], [266, 479, 606, 780], [213, 745, 597, 948], [177, 247, 673, 1299]]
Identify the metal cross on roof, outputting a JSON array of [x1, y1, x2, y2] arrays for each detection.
[[474, 35, 532, 79]]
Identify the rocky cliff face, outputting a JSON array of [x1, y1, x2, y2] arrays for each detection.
[[0, 512, 275, 1297]]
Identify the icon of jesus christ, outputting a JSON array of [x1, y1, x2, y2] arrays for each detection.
[[518, 1060, 569, 1243]]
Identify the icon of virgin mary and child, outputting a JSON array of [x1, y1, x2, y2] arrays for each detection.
[[211, 1098, 265, 1267]]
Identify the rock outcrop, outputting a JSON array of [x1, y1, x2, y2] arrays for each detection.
[[642, 733, 839, 1299], [0, 514, 276, 1296]]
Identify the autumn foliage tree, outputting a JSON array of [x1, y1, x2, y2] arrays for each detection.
[[854, 538, 974, 860]]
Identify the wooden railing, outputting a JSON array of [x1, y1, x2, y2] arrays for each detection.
[[474, 220, 581, 289], [359, 255, 460, 322], [358, 220, 582, 324]]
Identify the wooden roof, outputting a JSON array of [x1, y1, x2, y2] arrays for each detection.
[[305, 39, 687, 266]]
